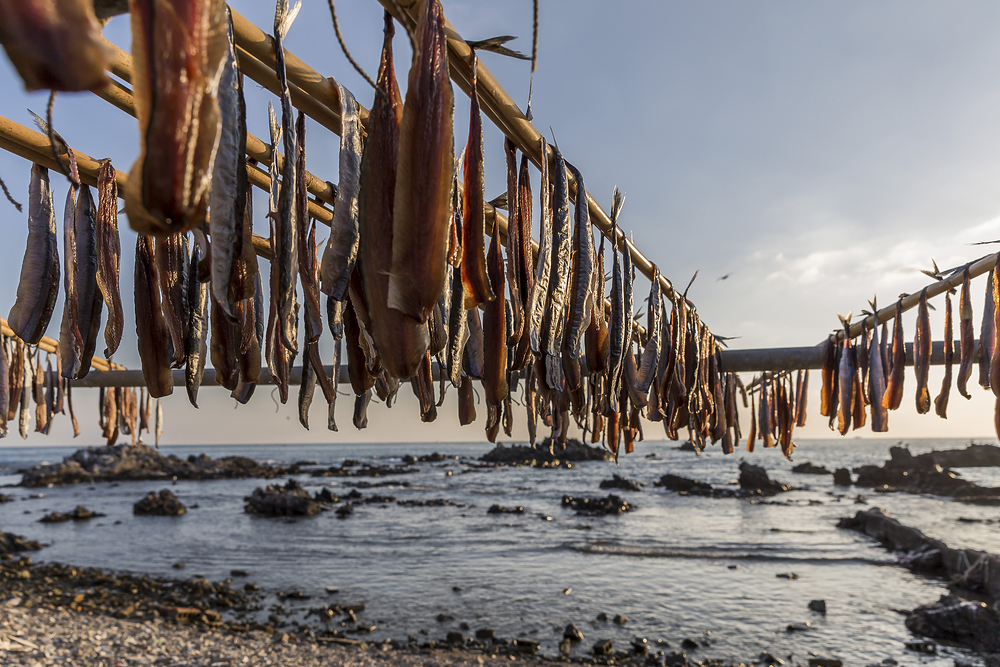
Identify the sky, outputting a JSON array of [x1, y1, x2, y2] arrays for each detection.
[[2, 0, 1000, 448]]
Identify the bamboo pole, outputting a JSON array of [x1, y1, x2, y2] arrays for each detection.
[[829, 253, 998, 345], [374, 0, 678, 303], [100, 39, 338, 212], [1, 318, 119, 371]]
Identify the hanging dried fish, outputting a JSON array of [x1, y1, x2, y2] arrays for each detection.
[[606, 223, 626, 411], [458, 374, 476, 426], [8, 164, 59, 345], [265, 104, 291, 404], [389, 0, 454, 323], [155, 398, 163, 446], [528, 137, 551, 354], [981, 268, 995, 390], [446, 263, 469, 386], [210, 10, 249, 319], [328, 338, 342, 432], [543, 145, 572, 362], [957, 267, 974, 399], [511, 152, 534, 370], [635, 268, 662, 393], [32, 352, 45, 434], [483, 213, 509, 406], [125, 0, 227, 234], [819, 336, 835, 417], [868, 315, 888, 432], [345, 297, 376, 396], [459, 50, 493, 310], [992, 259, 1000, 398], [564, 162, 595, 361], [585, 236, 610, 375], [359, 15, 429, 379], [353, 391, 371, 430], [272, 0, 301, 353], [8, 339, 22, 423], [134, 235, 174, 397], [320, 80, 362, 301], [231, 269, 262, 404], [882, 300, 905, 411], [18, 346, 30, 439], [298, 355, 316, 429], [66, 379, 80, 437], [211, 296, 240, 391], [185, 242, 208, 407], [414, 351, 437, 422], [155, 233, 188, 368], [464, 302, 485, 380], [0, 0, 110, 91], [914, 289, 931, 414], [934, 291, 954, 419], [294, 116, 334, 403], [95, 161, 123, 358], [0, 338, 7, 438], [505, 138, 524, 350], [73, 185, 103, 378]]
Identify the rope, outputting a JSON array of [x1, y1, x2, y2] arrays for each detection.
[[327, 0, 376, 90]]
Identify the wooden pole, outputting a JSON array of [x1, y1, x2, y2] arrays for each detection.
[[1, 318, 119, 371]]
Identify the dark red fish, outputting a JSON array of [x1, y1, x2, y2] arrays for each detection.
[[482, 213, 509, 406], [914, 289, 931, 414], [134, 235, 174, 397], [882, 301, 905, 411]]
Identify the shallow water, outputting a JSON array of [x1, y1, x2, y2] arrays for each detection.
[[1, 437, 997, 665]]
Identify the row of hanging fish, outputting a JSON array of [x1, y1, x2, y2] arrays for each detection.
[[0, 331, 163, 445], [0, 0, 741, 458], [815, 256, 1000, 440]]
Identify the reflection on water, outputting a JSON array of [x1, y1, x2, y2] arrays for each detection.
[[0, 437, 996, 665]]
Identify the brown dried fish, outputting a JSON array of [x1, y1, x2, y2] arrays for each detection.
[[125, 0, 227, 234], [483, 213, 509, 406], [957, 267, 974, 399], [155, 233, 188, 368], [95, 161, 123, 358], [134, 235, 173, 397], [913, 289, 932, 414], [982, 268, 995, 390], [564, 162, 595, 361], [185, 241, 208, 407], [0, 0, 110, 91], [389, 0, 454, 323], [528, 137, 551, 354], [359, 14, 429, 379], [459, 50, 493, 310], [882, 301, 905, 411], [934, 291, 953, 418], [8, 164, 59, 345]]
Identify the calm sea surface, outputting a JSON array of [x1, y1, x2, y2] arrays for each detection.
[[1, 437, 997, 665]]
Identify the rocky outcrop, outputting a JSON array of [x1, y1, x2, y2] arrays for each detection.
[[905, 595, 1000, 653], [839, 507, 1000, 600], [0, 532, 42, 554], [562, 494, 634, 515], [39, 506, 105, 523], [599, 474, 644, 492], [654, 474, 722, 497], [244, 480, 322, 517], [738, 461, 790, 496], [20, 445, 295, 487], [481, 439, 613, 466], [791, 462, 831, 475], [853, 445, 1000, 503], [134, 490, 187, 516]]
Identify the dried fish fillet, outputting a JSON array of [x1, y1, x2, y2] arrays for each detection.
[[134, 235, 174, 397], [95, 161, 123, 358]]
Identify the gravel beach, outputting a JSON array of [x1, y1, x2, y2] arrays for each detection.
[[0, 605, 596, 667]]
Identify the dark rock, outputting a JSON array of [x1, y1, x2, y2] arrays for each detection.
[[904, 640, 936, 654], [613, 614, 627, 625], [808, 599, 826, 613], [775, 573, 800, 580], [562, 494, 634, 515], [564, 623, 584, 641], [738, 461, 790, 496], [678, 441, 698, 452], [0, 494, 13, 502], [446, 631, 465, 644], [133, 489, 186, 516], [758, 652, 785, 666], [313, 488, 339, 503], [833, 468, 852, 486], [230, 570, 249, 577], [807, 660, 842, 667], [475, 628, 495, 640], [906, 594, 1000, 653], [786, 622, 810, 631], [655, 474, 716, 496], [487, 504, 525, 515], [664, 652, 690, 667], [244, 480, 322, 517], [631, 638, 649, 655], [853, 445, 1000, 502], [595, 612, 608, 621], [39, 505, 105, 523], [681, 638, 699, 650], [592, 639, 614, 656], [436, 613, 456, 622], [172, 562, 185, 569], [559, 638, 571, 657], [792, 462, 831, 475], [599, 474, 644, 492], [20, 444, 292, 487], [481, 438, 612, 465], [335, 504, 353, 518], [0, 532, 42, 554], [514, 639, 539, 654]]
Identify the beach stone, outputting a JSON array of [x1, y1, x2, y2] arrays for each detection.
[[475, 628, 495, 640], [738, 461, 790, 496], [655, 473, 716, 496], [808, 599, 827, 613], [792, 462, 831, 475], [833, 468, 853, 486], [564, 623, 584, 641], [515, 638, 539, 654], [0, 532, 41, 554], [172, 562, 185, 569], [759, 652, 785, 666], [39, 505, 105, 523], [436, 613, 455, 622], [592, 639, 613, 656], [445, 631, 464, 644], [244, 480, 322, 517], [776, 572, 800, 580], [632, 638, 649, 655], [681, 638, 699, 650], [559, 638, 572, 656], [613, 614, 628, 625], [906, 594, 1000, 653], [786, 622, 810, 632], [599, 474, 644, 492], [808, 659, 843, 667], [664, 651, 691, 667], [487, 504, 525, 514], [133, 489, 186, 516], [596, 612, 608, 621], [562, 494, 634, 515]]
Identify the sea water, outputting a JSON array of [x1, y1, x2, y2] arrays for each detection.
[[1, 437, 997, 665]]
